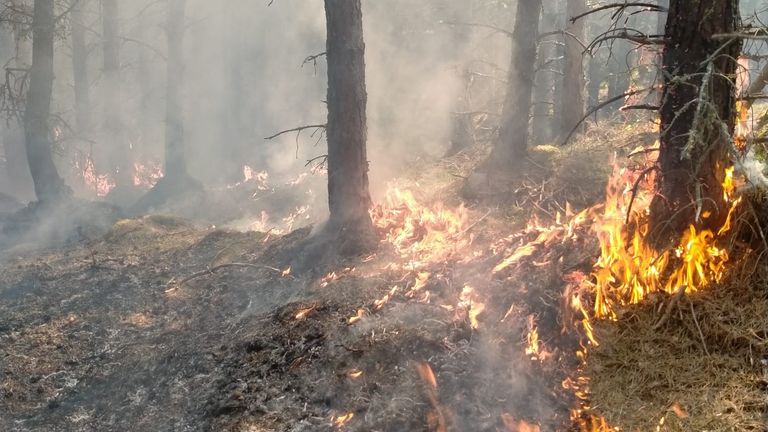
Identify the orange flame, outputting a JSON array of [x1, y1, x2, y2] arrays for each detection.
[[590, 165, 738, 319], [371, 187, 469, 268], [331, 412, 354, 428], [80, 157, 115, 197], [501, 414, 541, 432], [457, 284, 485, 329]]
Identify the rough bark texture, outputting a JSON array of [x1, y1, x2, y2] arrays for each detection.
[[24, 0, 70, 202], [324, 0, 376, 254], [164, 0, 188, 180], [71, 0, 91, 133], [560, 0, 586, 138], [649, 0, 741, 247], [489, 0, 541, 166]]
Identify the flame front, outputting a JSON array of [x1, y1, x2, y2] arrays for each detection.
[[590, 165, 738, 319], [370, 187, 469, 268]]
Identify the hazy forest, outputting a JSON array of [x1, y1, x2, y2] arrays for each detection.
[[1, 0, 768, 431]]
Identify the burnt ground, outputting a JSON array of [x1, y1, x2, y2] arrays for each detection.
[[0, 202, 592, 432], [8, 129, 753, 432], [0, 143, 603, 432]]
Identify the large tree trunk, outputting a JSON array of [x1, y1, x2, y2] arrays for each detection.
[[324, 0, 376, 253], [71, 0, 91, 133], [488, 0, 542, 166], [648, 0, 741, 247], [24, 0, 70, 202], [560, 0, 586, 138], [164, 0, 188, 181], [102, 0, 131, 188], [3, 0, 34, 200]]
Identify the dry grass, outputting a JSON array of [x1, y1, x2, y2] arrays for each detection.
[[586, 253, 768, 431]]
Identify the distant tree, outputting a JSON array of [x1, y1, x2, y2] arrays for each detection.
[[323, 0, 376, 253], [2, 0, 34, 200], [71, 0, 91, 134], [560, 0, 586, 138], [164, 0, 189, 183], [648, 0, 741, 246], [532, 0, 560, 145], [24, 0, 71, 202], [488, 0, 542, 166], [131, 0, 200, 212], [102, 0, 132, 190]]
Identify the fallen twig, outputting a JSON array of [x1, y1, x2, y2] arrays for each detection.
[[653, 285, 686, 330], [172, 263, 284, 288]]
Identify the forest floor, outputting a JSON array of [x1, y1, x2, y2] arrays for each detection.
[[0, 123, 766, 432]]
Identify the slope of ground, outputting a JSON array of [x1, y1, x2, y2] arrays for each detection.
[[1, 123, 765, 432]]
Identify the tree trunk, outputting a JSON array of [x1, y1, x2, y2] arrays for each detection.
[[648, 0, 741, 247], [71, 0, 91, 133], [102, 0, 131, 188], [164, 0, 188, 181], [25, 0, 70, 202], [560, 0, 586, 138], [3, 0, 34, 200], [489, 0, 542, 166], [324, 0, 376, 253], [532, 3, 559, 145]]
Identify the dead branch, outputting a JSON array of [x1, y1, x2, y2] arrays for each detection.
[[620, 104, 660, 111], [588, 29, 665, 51], [302, 52, 326, 72], [653, 285, 687, 330], [687, 298, 710, 356], [570, 2, 667, 24], [264, 124, 326, 140], [712, 28, 768, 40], [625, 166, 658, 226], [539, 29, 589, 52], [173, 263, 284, 288], [561, 87, 651, 146]]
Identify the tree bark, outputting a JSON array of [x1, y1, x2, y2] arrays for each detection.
[[24, 0, 70, 202], [648, 0, 741, 247], [71, 0, 91, 133], [324, 0, 376, 253], [489, 0, 542, 166], [164, 0, 188, 181], [560, 0, 586, 138]]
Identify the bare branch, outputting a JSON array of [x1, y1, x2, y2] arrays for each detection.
[[264, 124, 326, 141], [571, 2, 667, 24]]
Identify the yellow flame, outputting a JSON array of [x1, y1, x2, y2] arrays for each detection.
[[590, 165, 738, 318], [371, 187, 469, 268]]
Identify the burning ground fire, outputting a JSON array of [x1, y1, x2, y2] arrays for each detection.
[[589, 165, 740, 319], [77, 157, 164, 196], [490, 157, 742, 430], [299, 156, 741, 430]]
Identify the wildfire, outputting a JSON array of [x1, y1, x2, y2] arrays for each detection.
[[590, 165, 739, 319], [79, 156, 115, 197], [456, 284, 485, 330], [501, 414, 541, 432], [294, 305, 315, 320], [331, 412, 354, 428], [370, 187, 470, 268], [346, 369, 363, 379], [133, 160, 163, 189]]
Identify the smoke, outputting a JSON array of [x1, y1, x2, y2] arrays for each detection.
[[0, 1, 520, 209]]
